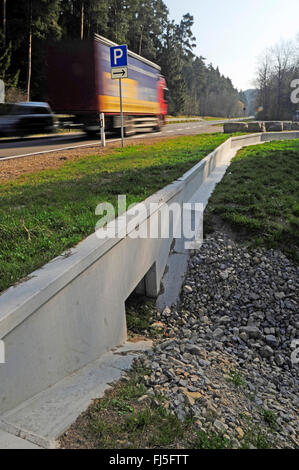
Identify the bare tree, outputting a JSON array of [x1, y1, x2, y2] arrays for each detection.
[[255, 50, 273, 120], [255, 37, 298, 120], [271, 40, 295, 117]]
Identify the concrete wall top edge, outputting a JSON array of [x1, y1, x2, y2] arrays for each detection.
[[231, 133, 262, 141], [177, 139, 231, 183]]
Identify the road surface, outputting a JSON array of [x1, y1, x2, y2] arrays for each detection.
[[0, 120, 230, 161]]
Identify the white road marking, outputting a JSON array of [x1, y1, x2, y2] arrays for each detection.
[[0, 141, 115, 161], [0, 132, 163, 161]]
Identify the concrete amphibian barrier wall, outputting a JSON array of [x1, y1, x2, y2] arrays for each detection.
[[0, 131, 298, 416]]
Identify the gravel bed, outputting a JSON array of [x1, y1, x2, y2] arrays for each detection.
[[138, 231, 299, 448]]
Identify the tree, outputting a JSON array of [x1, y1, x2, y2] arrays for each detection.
[[158, 14, 196, 114], [2, 0, 247, 115], [126, 0, 168, 61], [2, 0, 6, 47], [271, 40, 295, 118], [5, 0, 61, 100], [255, 37, 299, 120], [0, 31, 19, 88], [59, 0, 109, 40], [107, 0, 132, 44]]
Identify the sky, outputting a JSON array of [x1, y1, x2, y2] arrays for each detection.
[[164, 0, 299, 91]]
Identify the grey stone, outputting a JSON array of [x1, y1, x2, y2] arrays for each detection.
[[185, 344, 202, 356], [219, 315, 231, 324], [213, 420, 228, 433], [213, 328, 224, 339], [274, 354, 285, 366], [265, 335, 279, 348], [240, 326, 262, 339], [220, 271, 229, 280], [248, 121, 265, 133], [265, 121, 283, 132], [260, 346, 274, 358], [223, 122, 248, 133], [283, 122, 293, 131]]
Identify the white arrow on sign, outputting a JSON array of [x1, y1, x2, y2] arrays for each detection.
[[111, 67, 128, 80]]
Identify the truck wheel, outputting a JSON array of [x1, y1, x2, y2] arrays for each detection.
[[153, 117, 162, 132], [124, 122, 136, 137]]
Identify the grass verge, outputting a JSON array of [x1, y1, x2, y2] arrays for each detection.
[[205, 139, 299, 261], [166, 119, 202, 125], [0, 133, 229, 293]]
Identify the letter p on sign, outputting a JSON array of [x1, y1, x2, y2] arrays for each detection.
[[114, 49, 123, 64], [110, 45, 128, 68]]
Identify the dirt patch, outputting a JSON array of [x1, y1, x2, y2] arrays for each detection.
[[204, 213, 249, 244], [0, 136, 176, 182]]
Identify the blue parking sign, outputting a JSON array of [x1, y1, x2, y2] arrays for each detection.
[[110, 45, 128, 68]]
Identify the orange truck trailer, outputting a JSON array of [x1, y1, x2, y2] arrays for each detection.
[[47, 34, 168, 136]]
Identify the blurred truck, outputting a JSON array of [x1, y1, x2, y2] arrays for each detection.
[[47, 35, 168, 136]]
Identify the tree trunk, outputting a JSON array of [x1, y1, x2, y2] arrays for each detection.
[[81, 2, 84, 40], [138, 27, 143, 56], [2, 0, 6, 47], [27, 0, 32, 102]]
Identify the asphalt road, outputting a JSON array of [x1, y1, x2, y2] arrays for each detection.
[[0, 120, 227, 160]]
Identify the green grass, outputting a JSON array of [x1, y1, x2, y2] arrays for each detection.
[[226, 369, 246, 388], [125, 296, 166, 339], [0, 134, 229, 294], [263, 409, 278, 430], [126, 297, 156, 334], [205, 139, 299, 261], [241, 427, 272, 449], [202, 116, 231, 121], [166, 119, 202, 125], [192, 431, 231, 449]]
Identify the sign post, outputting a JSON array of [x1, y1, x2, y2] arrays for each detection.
[[119, 79, 124, 148], [0, 80, 5, 104], [100, 112, 105, 147], [110, 45, 128, 148]]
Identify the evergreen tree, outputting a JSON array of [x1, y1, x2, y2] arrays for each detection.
[[0, 31, 19, 88], [1, 0, 247, 114], [5, 0, 61, 100]]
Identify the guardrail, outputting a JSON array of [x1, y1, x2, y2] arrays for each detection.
[[0, 131, 298, 415]]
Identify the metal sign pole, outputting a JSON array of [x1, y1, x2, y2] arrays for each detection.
[[110, 44, 127, 149], [119, 78, 124, 148]]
